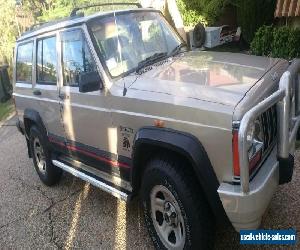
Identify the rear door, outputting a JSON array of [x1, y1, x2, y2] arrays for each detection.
[[14, 33, 65, 140]]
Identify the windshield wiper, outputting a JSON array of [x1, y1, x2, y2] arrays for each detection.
[[136, 52, 167, 73], [169, 43, 188, 57]]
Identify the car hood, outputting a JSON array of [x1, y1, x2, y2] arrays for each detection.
[[128, 51, 281, 107]]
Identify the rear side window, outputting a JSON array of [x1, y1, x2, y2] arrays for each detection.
[[16, 42, 33, 83], [61, 29, 97, 87], [37, 36, 57, 85]]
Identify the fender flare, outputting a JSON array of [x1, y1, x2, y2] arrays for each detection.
[[23, 109, 48, 139], [132, 126, 229, 225]]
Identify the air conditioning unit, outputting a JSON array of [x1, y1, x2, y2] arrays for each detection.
[[189, 23, 241, 49]]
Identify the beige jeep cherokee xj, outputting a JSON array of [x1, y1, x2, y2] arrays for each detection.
[[13, 3, 300, 249]]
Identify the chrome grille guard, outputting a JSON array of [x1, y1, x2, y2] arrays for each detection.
[[238, 59, 300, 193]]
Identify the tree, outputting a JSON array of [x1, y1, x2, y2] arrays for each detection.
[[176, 0, 232, 27], [22, 0, 137, 22], [0, 0, 20, 64], [37, 0, 77, 22]]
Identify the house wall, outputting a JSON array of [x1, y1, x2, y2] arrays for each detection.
[[290, 16, 300, 27], [275, 16, 300, 28]]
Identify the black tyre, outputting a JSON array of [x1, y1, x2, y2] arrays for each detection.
[[141, 156, 215, 250], [29, 125, 62, 186]]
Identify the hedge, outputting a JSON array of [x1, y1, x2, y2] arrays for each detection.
[[250, 25, 300, 59]]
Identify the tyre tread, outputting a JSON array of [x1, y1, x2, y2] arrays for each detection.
[[142, 154, 215, 249]]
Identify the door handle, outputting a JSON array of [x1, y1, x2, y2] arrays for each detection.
[[59, 93, 69, 100], [58, 93, 65, 99], [33, 89, 42, 96]]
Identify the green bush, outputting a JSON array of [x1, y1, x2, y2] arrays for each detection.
[[287, 28, 300, 58], [176, 0, 230, 26], [250, 26, 300, 59], [271, 26, 291, 58], [250, 26, 274, 56]]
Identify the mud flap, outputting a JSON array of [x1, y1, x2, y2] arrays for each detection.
[[26, 138, 32, 158], [278, 154, 294, 184]]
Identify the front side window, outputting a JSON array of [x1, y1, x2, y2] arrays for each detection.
[[61, 29, 97, 86], [88, 11, 182, 77], [16, 42, 33, 83], [37, 36, 57, 84]]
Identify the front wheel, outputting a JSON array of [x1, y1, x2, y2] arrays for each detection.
[[141, 156, 215, 250]]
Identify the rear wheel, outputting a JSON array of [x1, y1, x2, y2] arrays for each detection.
[[29, 125, 62, 186], [141, 156, 215, 250]]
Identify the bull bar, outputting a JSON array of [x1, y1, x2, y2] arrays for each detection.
[[238, 59, 300, 193]]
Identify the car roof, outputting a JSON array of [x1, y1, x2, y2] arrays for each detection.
[[17, 8, 157, 42]]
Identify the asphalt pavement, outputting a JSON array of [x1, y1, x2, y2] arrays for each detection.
[[0, 116, 299, 249]]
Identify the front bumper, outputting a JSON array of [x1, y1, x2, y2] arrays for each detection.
[[218, 147, 279, 231], [218, 61, 300, 231]]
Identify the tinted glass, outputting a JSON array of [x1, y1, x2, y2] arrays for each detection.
[[16, 42, 33, 83], [37, 36, 57, 84], [61, 29, 97, 86]]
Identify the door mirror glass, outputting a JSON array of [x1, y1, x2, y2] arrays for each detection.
[[79, 71, 101, 93]]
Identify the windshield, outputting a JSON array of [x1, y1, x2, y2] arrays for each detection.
[[88, 11, 183, 77]]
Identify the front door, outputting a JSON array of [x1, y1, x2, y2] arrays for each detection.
[[58, 27, 119, 177]]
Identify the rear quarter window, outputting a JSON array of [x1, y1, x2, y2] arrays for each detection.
[[16, 42, 33, 83]]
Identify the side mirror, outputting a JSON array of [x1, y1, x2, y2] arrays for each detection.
[[78, 71, 102, 93]]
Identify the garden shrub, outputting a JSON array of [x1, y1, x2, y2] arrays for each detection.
[[271, 26, 291, 58], [250, 26, 274, 56], [250, 25, 300, 59], [288, 28, 300, 58], [176, 0, 230, 27]]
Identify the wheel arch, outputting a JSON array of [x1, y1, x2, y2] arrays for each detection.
[[23, 109, 48, 138], [23, 109, 49, 158], [131, 126, 230, 225]]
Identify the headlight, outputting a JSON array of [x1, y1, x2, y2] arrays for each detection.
[[247, 119, 264, 159], [232, 118, 264, 177], [246, 119, 264, 172]]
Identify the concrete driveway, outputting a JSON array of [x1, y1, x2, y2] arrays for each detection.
[[0, 116, 299, 249]]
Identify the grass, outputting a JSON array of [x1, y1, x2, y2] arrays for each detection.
[[0, 99, 14, 122]]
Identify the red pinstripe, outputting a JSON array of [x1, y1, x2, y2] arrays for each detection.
[[49, 137, 130, 169]]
